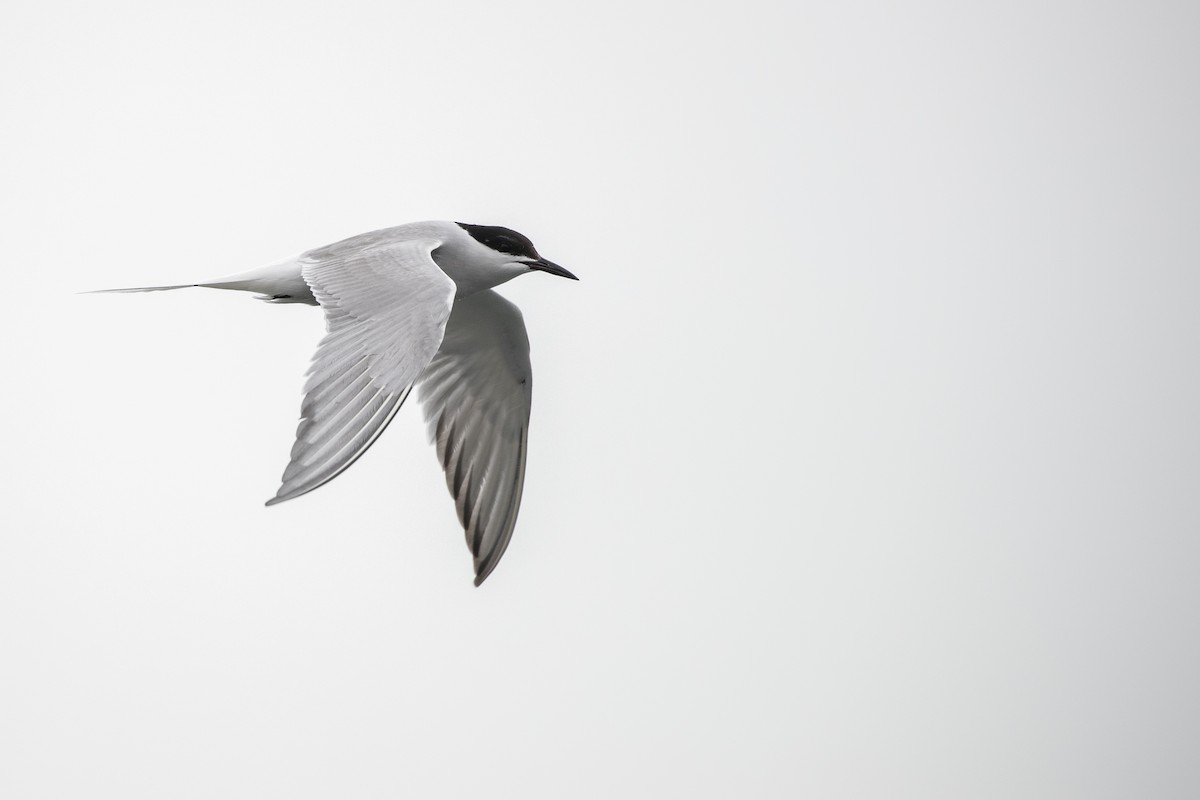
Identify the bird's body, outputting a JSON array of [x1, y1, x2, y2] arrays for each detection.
[[96, 220, 577, 585]]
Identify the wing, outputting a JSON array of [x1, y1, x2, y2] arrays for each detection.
[[267, 237, 457, 505], [417, 290, 533, 586]]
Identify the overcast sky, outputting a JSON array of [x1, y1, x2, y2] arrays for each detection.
[[2, 1, 1198, 798]]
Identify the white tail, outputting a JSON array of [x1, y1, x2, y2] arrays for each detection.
[[86, 259, 316, 305], [86, 283, 200, 294]]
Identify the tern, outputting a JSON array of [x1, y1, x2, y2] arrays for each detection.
[[96, 221, 578, 585]]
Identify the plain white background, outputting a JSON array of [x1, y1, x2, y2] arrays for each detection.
[[2, 1, 1198, 797]]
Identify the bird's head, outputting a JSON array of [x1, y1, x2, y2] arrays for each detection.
[[455, 222, 578, 282]]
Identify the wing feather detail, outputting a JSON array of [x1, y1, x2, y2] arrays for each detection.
[[417, 290, 533, 585], [268, 237, 456, 505]]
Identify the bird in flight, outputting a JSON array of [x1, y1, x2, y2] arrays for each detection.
[[95, 221, 578, 585]]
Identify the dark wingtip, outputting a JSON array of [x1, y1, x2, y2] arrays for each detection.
[[473, 560, 499, 587]]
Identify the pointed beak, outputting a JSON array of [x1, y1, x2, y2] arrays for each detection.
[[527, 258, 579, 281]]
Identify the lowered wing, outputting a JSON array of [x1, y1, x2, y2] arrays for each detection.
[[417, 290, 533, 585]]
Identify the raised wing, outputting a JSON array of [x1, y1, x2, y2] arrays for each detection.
[[268, 237, 456, 505], [417, 290, 533, 585]]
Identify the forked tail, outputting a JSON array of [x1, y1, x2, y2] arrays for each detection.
[[85, 284, 200, 295], [84, 259, 315, 304]]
